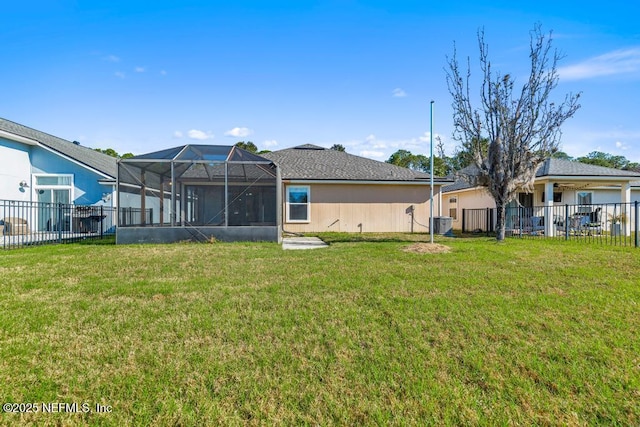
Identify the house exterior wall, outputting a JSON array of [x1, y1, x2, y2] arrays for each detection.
[[282, 182, 439, 233], [0, 138, 32, 201], [443, 187, 495, 230], [1, 137, 114, 206], [31, 147, 111, 205], [445, 184, 640, 231]]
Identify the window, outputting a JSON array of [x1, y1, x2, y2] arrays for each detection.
[[577, 191, 593, 213], [286, 186, 310, 222], [36, 175, 72, 186], [33, 174, 74, 232], [577, 191, 592, 205], [541, 192, 563, 203]]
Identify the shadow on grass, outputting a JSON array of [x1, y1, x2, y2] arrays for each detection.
[[74, 235, 116, 245], [310, 232, 462, 244]]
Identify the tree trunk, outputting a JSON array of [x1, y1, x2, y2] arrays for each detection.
[[495, 201, 507, 241]]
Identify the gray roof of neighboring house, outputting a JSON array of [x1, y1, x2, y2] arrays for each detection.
[[262, 144, 452, 183], [442, 158, 640, 193], [538, 158, 640, 178], [0, 117, 117, 179]]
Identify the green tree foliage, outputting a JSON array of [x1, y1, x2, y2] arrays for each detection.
[[551, 150, 573, 160], [449, 137, 489, 171], [94, 148, 135, 159], [234, 141, 258, 153], [386, 150, 450, 176], [576, 151, 631, 169], [330, 144, 346, 152]]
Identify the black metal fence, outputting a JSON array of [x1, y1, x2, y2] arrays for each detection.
[[1, 200, 116, 249], [462, 202, 640, 247], [118, 207, 154, 227]]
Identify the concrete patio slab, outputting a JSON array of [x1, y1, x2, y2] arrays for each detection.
[[282, 236, 329, 250]]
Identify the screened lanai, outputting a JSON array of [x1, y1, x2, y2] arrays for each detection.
[[116, 145, 281, 243]]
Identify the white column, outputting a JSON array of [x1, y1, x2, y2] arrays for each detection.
[[622, 182, 631, 236], [545, 181, 555, 236]]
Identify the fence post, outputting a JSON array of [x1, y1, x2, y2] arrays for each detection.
[[485, 208, 489, 236], [633, 200, 640, 248], [564, 204, 569, 241], [58, 203, 63, 243], [100, 206, 104, 239], [462, 209, 466, 233]]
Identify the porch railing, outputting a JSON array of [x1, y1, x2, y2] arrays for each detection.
[[1, 199, 116, 249], [462, 202, 640, 247]]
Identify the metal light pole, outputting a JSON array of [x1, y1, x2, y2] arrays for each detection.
[[429, 100, 434, 244]]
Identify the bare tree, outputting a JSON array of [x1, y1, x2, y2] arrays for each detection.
[[446, 24, 581, 240]]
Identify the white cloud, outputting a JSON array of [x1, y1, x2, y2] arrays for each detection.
[[104, 54, 120, 63], [615, 141, 631, 151], [134, 66, 146, 73], [173, 131, 183, 138], [187, 129, 214, 140], [360, 150, 385, 158], [392, 88, 407, 98], [365, 134, 376, 142], [160, 70, 167, 76], [224, 127, 252, 138], [263, 139, 278, 147], [114, 71, 125, 79], [560, 127, 640, 161], [558, 47, 640, 80]]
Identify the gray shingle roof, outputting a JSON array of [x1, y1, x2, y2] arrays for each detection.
[[262, 144, 452, 182], [442, 158, 640, 193], [538, 158, 640, 177], [0, 117, 117, 179]]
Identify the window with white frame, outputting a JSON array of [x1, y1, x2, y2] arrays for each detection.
[[577, 191, 592, 205], [286, 186, 310, 222], [33, 174, 74, 232], [34, 174, 73, 204], [577, 191, 593, 213]]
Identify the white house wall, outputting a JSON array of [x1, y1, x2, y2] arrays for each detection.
[[0, 138, 32, 201]]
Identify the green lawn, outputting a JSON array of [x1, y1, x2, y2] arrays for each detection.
[[0, 236, 638, 426]]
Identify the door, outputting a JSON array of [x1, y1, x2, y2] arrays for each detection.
[[37, 189, 71, 231]]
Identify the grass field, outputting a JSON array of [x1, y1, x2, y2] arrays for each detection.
[[0, 235, 638, 426]]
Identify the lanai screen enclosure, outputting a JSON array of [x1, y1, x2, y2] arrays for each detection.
[[116, 145, 281, 243]]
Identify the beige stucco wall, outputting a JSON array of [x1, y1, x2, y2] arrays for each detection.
[[443, 187, 495, 230], [283, 183, 440, 233]]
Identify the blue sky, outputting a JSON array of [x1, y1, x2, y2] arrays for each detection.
[[2, 1, 640, 163]]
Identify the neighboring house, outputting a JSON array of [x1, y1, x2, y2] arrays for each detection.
[[0, 117, 117, 231], [262, 144, 453, 233], [443, 158, 640, 235]]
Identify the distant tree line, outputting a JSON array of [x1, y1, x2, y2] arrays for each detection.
[[94, 148, 134, 159], [385, 143, 640, 176]]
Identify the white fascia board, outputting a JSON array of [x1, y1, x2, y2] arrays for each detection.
[[37, 143, 113, 180], [443, 185, 488, 195], [539, 175, 640, 183], [0, 129, 39, 145]]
